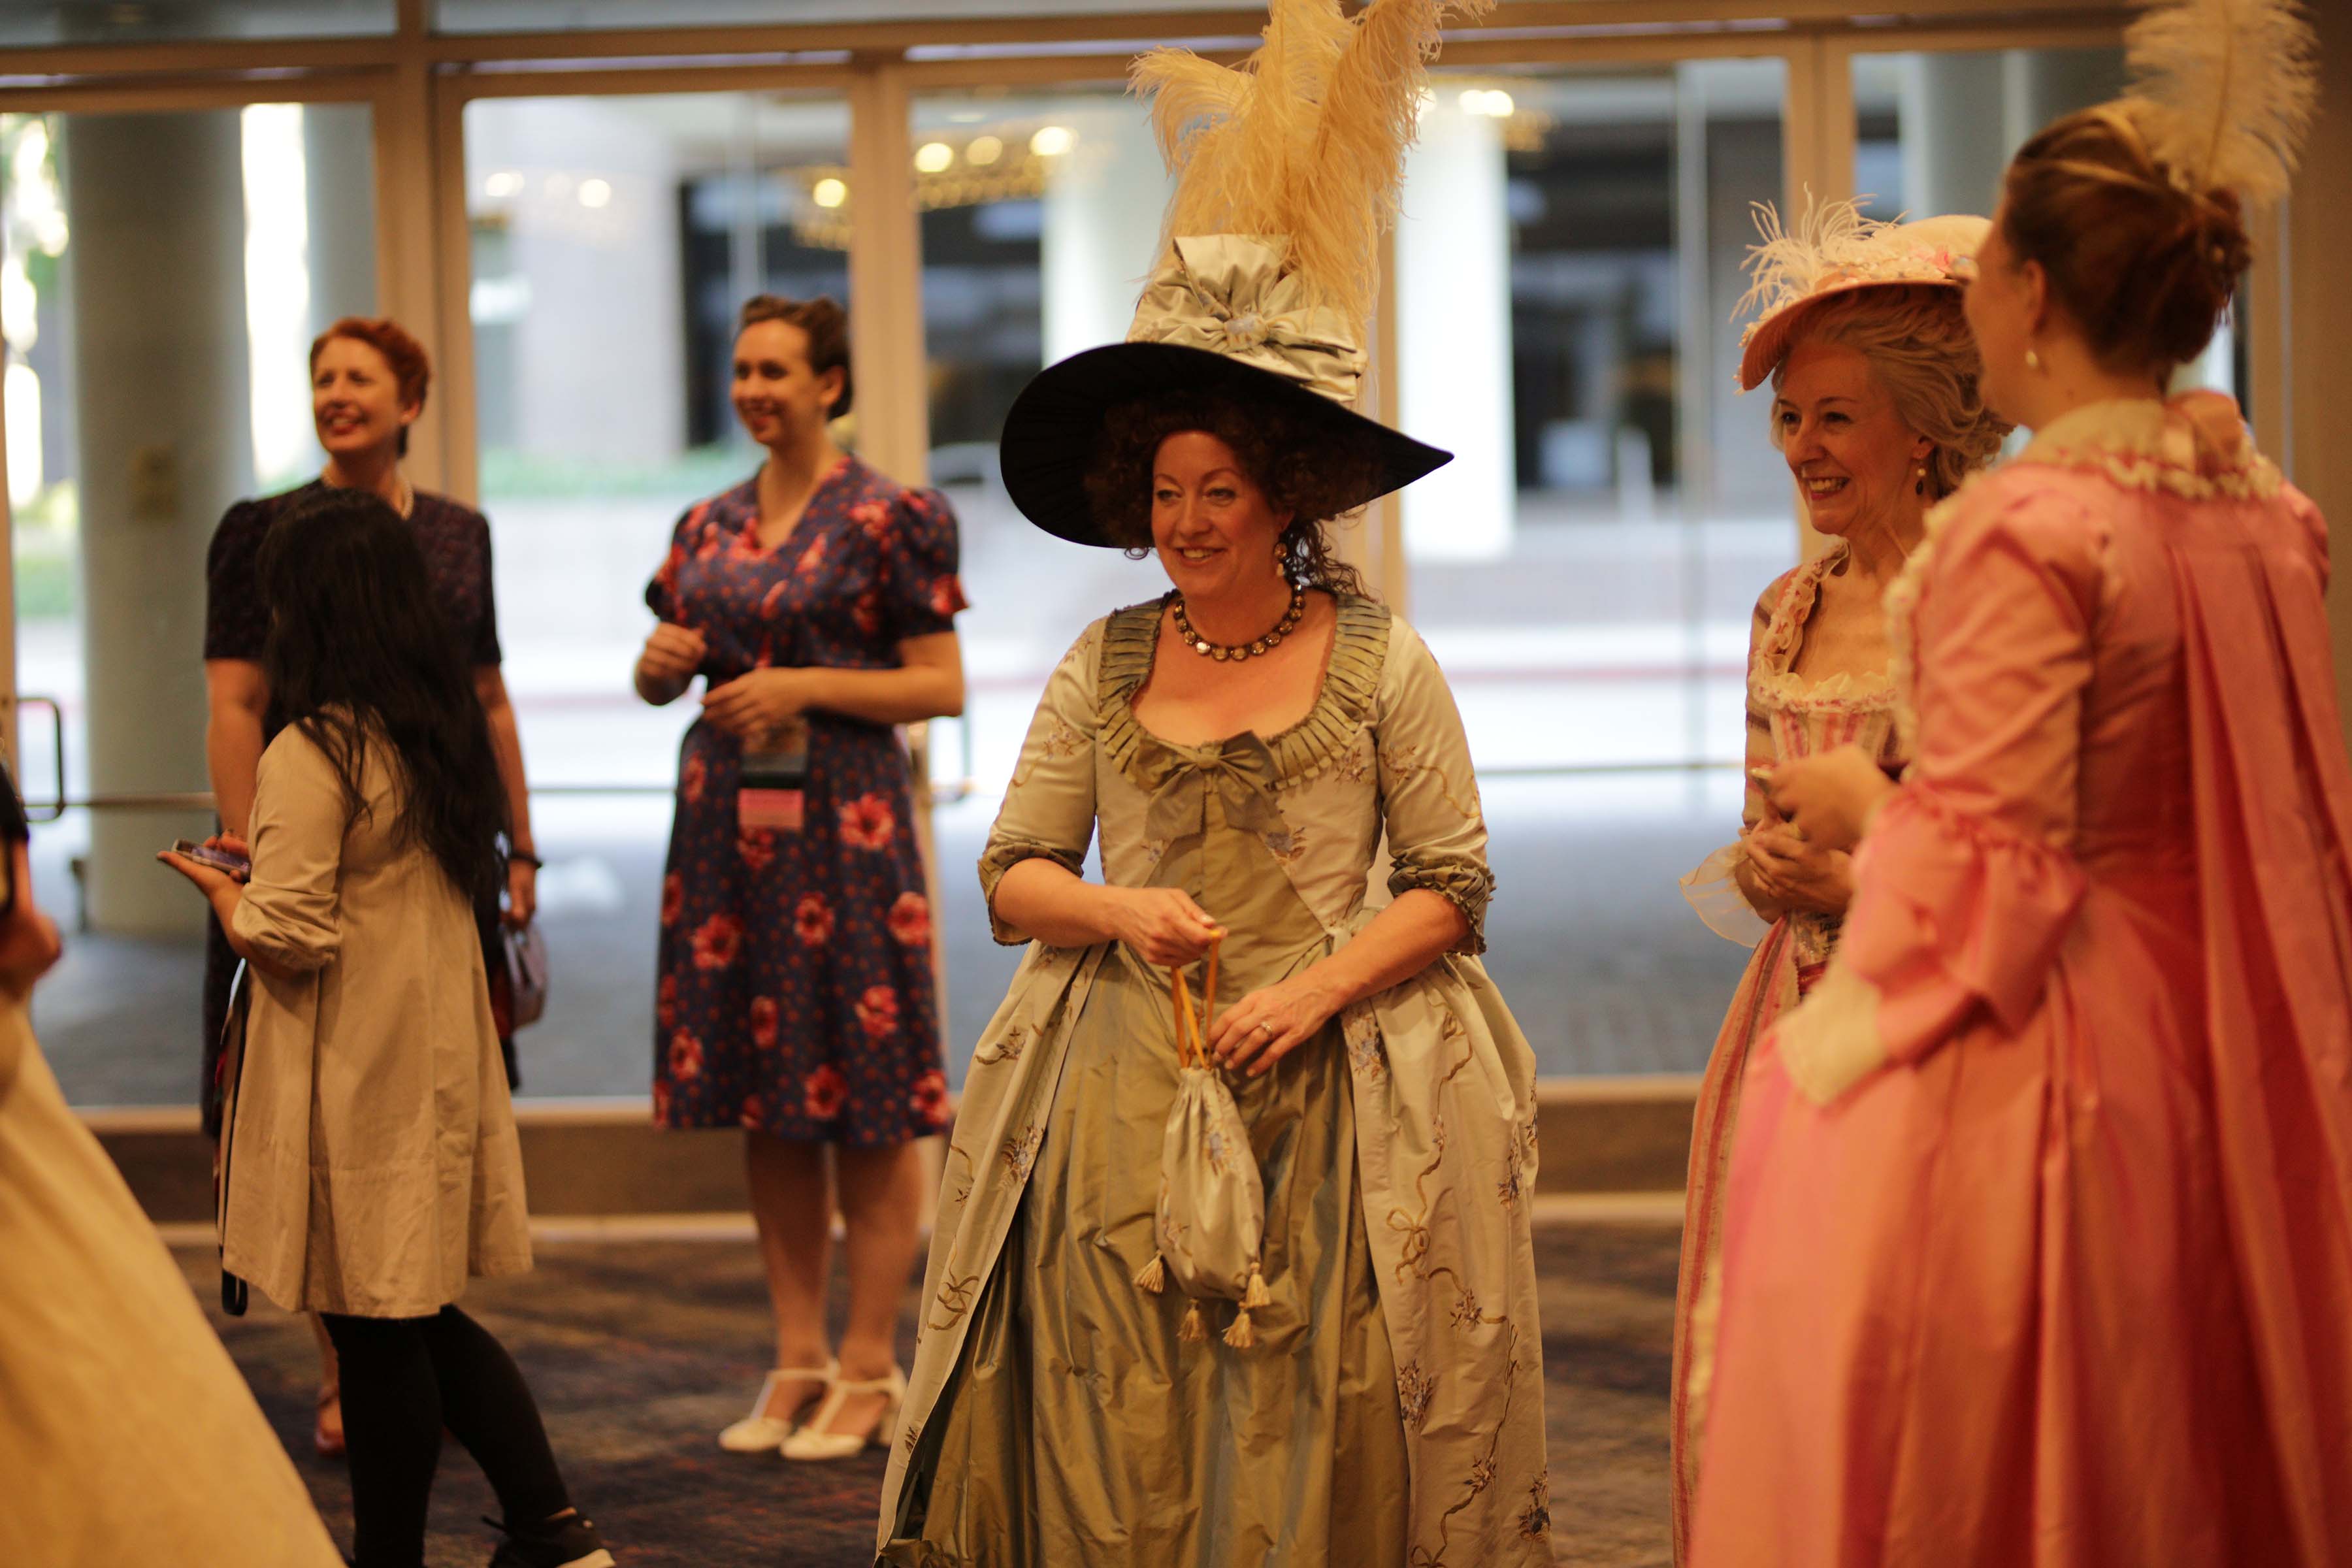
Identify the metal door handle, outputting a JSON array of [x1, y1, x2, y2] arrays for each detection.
[[16, 695, 63, 823]]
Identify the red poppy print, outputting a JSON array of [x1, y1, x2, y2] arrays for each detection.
[[857, 985, 900, 1041], [804, 1064, 847, 1120], [692, 913, 744, 971], [794, 894, 834, 947], [839, 794, 896, 851], [649, 463, 960, 1143], [911, 1070, 950, 1128], [655, 542, 686, 599], [887, 890, 931, 948], [738, 829, 776, 872]]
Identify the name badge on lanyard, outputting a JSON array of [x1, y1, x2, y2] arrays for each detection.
[[739, 715, 811, 832]]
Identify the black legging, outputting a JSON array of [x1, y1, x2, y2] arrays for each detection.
[[320, 1305, 572, 1568]]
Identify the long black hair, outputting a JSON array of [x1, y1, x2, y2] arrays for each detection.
[[258, 488, 508, 908]]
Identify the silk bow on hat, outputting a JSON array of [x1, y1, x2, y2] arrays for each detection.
[[1133, 732, 1290, 843], [1128, 235, 1368, 408]]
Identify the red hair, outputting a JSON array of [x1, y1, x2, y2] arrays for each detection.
[[309, 316, 433, 413]]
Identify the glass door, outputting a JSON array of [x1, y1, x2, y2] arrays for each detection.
[[1391, 59, 1789, 1075], [1, 99, 378, 1107], [458, 87, 857, 1100]]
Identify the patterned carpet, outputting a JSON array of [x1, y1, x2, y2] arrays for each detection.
[[176, 1217, 1678, 1567]]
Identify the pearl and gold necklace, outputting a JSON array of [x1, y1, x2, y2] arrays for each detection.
[[1171, 585, 1305, 663]]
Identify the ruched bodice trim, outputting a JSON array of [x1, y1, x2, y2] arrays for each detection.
[[1751, 544, 1897, 715], [1097, 593, 1393, 791]]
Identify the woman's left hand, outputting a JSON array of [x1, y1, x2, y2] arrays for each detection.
[[700, 667, 819, 737], [1742, 826, 1854, 916], [156, 849, 240, 902], [1761, 745, 1897, 853], [1209, 972, 1341, 1078], [505, 858, 537, 928]]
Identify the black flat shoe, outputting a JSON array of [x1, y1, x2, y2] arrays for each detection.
[[483, 1511, 616, 1568]]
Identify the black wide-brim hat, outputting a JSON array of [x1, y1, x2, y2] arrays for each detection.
[[998, 340, 1453, 549]]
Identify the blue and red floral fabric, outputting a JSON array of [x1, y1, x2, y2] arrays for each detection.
[[646, 457, 966, 1145]]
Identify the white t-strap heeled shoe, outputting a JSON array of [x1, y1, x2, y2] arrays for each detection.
[[717, 1357, 838, 1453], [779, 1364, 907, 1462]]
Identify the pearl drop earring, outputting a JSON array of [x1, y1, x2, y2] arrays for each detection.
[[2025, 348, 2044, 373], [1914, 464, 1928, 497]]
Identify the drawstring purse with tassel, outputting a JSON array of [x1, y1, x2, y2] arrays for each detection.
[[1132, 937, 1273, 1349]]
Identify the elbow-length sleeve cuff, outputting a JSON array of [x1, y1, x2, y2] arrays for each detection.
[[232, 884, 342, 973], [1680, 841, 1771, 947], [977, 840, 1085, 947], [1773, 782, 2085, 1102], [1387, 850, 1492, 956]]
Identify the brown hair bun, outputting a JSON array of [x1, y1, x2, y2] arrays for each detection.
[[1999, 106, 2251, 380]]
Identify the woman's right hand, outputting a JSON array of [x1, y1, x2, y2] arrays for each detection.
[[638, 623, 708, 691], [1105, 886, 1224, 967]]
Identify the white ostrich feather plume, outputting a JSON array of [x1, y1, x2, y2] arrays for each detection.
[[2125, 0, 2317, 207], [1733, 197, 1895, 333], [1130, 0, 1494, 334]]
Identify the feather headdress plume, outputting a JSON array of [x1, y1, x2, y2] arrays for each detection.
[[1132, 0, 1494, 335], [2123, 0, 2317, 207], [994, 0, 1472, 547], [1733, 199, 1897, 337], [1729, 196, 1987, 391]]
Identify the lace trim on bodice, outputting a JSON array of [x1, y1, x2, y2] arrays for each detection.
[[1750, 544, 1897, 715], [1097, 593, 1392, 791], [2021, 394, 2283, 502]]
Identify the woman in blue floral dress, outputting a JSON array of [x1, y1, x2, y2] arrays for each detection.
[[634, 296, 966, 1462]]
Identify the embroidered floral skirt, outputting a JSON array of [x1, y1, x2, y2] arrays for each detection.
[[883, 832, 1408, 1564], [653, 717, 948, 1145]]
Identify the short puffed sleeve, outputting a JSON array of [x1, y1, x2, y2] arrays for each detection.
[[877, 486, 968, 644], [644, 499, 710, 624]]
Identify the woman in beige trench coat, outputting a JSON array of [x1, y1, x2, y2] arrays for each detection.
[[162, 489, 612, 1568]]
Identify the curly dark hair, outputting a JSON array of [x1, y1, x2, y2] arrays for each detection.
[[1083, 390, 1386, 596]]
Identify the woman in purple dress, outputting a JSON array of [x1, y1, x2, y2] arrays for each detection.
[[634, 295, 966, 1462]]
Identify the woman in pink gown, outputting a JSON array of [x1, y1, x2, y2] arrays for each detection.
[[1690, 32, 2352, 1568], [1670, 208, 2006, 1562]]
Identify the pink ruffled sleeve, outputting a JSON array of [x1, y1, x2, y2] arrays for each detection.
[[1776, 484, 2097, 1102]]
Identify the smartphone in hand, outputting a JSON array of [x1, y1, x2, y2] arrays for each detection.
[[169, 838, 251, 878]]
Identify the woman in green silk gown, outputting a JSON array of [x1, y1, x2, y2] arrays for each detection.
[[875, 384, 1548, 1565]]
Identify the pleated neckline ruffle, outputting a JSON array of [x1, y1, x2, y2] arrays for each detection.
[[1097, 591, 1392, 792]]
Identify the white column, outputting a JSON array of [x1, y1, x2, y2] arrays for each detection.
[[1040, 104, 1170, 363], [1396, 96, 1514, 561], [1899, 53, 2011, 218], [61, 111, 252, 935], [302, 101, 380, 335]]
